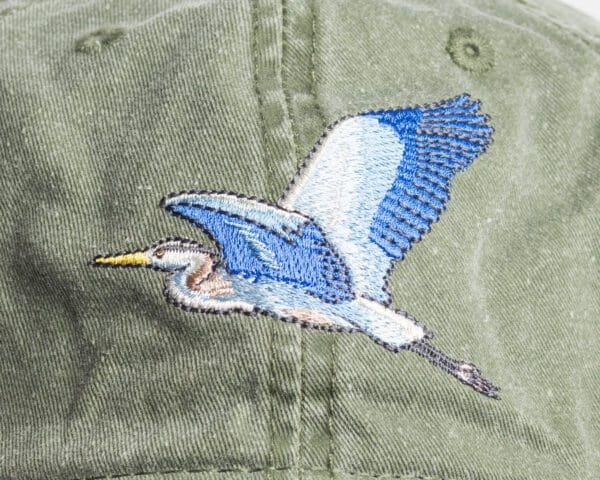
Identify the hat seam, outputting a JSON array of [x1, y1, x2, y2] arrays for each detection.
[[306, 3, 339, 477], [512, 0, 600, 55], [55, 465, 448, 480], [279, 0, 334, 475], [280, 2, 305, 475], [304, 2, 338, 474], [305, 3, 339, 478], [251, 1, 278, 468], [251, 0, 299, 200], [281, 0, 302, 165], [251, 0, 306, 471]]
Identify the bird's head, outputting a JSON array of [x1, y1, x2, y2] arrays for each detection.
[[93, 237, 217, 273]]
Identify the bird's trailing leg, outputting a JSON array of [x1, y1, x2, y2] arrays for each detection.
[[407, 340, 500, 399]]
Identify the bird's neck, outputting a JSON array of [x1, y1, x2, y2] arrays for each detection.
[[180, 254, 215, 289]]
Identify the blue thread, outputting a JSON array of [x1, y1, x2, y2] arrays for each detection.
[[412, 175, 449, 201], [415, 168, 450, 188], [92, 95, 500, 397], [395, 175, 446, 210], [365, 95, 492, 259], [92, 94, 499, 398], [387, 220, 421, 242], [165, 202, 354, 303]]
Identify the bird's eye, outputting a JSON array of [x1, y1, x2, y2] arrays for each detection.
[[154, 247, 165, 258]]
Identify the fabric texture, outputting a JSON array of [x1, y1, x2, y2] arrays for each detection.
[[0, 0, 599, 479]]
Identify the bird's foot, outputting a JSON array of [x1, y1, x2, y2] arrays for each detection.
[[453, 362, 500, 399], [407, 340, 500, 399]]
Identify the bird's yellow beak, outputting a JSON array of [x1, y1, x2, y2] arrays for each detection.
[[93, 251, 150, 267]]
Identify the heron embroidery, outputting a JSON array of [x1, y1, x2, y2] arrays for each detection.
[[94, 94, 499, 398]]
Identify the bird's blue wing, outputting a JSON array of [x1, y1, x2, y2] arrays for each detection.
[[279, 94, 492, 303], [162, 192, 354, 303]]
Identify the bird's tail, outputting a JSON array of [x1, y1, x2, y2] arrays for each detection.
[[349, 297, 431, 348], [407, 340, 500, 399]]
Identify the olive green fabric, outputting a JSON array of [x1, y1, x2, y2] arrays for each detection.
[[1, 0, 599, 479]]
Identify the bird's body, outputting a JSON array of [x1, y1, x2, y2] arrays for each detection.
[[167, 259, 425, 347], [94, 94, 499, 398], [158, 194, 429, 349]]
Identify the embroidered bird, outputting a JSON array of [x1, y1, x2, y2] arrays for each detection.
[[94, 94, 498, 398]]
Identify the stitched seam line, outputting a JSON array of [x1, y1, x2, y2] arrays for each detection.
[[306, 2, 339, 477], [281, 0, 301, 164], [267, 314, 277, 473], [307, 0, 338, 474], [250, 1, 276, 472], [252, 0, 305, 470], [51, 466, 447, 480], [511, 0, 600, 53], [251, 0, 270, 189], [309, 0, 325, 127], [251, 0, 298, 201], [280, 0, 303, 474], [327, 337, 338, 479], [298, 327, 306, 478]]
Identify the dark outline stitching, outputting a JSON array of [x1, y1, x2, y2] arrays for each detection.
[[91, 236, 219, 273], [279, 1, 309, 470], [91, 95, 494, 394], [93, 94, 492, 335], [160, 190, 355, 304], [93, 236, 357, 334], [93, 234, 355, 333], [406, 340, 500, 399], [275, 93, 493, 306], [359, 294, 434, 349], [413, 170, 450, 192], [51, 465, 446, 480], [161, 287, 356, 335]]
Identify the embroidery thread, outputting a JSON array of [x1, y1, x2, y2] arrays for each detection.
[[93, 94, 498, 398]]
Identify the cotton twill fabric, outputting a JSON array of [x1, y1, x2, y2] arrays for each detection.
[[0, 0, 599, 479]]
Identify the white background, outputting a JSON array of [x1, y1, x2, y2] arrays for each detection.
[[560, 0, 600, 20]]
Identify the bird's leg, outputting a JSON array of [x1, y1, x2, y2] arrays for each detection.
[[407, 340, 500, 399]]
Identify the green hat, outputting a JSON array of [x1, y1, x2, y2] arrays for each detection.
[[1, 0, 598, 479]]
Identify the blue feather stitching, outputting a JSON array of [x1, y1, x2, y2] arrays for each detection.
[[366, 94, 493, 259], [164, 202, 355, 303]]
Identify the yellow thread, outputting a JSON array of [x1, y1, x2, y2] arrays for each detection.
[[95, 252, 149, 266]]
